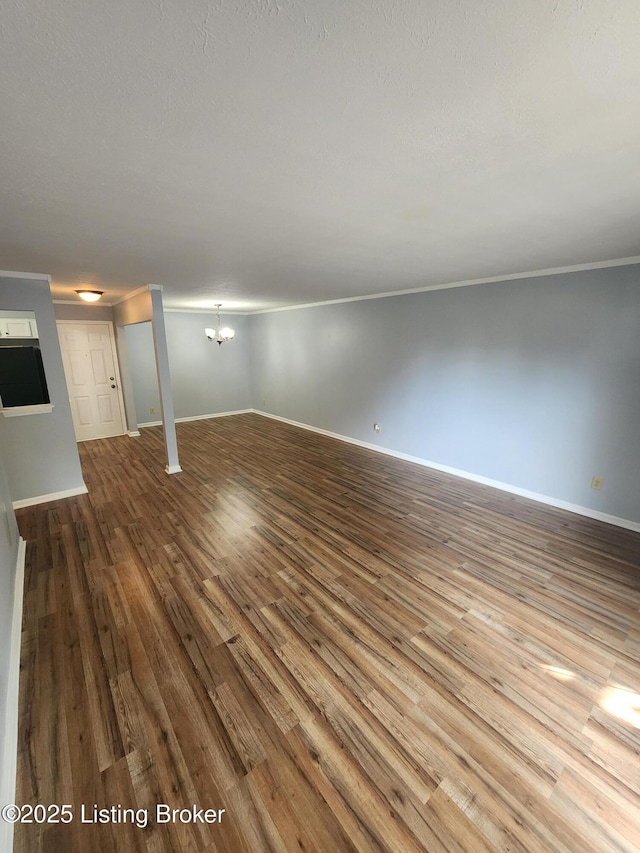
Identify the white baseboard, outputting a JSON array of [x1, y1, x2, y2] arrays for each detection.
[[165, 464, 182, 475], [127, 430, 141, 437], [177, 409, 252, 423], [138, 409, 252, 429], [0, 537, 26, 853], [253, 410, 640, 533], [12, 483, 88, 510], [77, 432, 127, 443]]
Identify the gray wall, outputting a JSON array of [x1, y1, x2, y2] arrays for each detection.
[[113, 288, 153, 326], [0, 276, 85, 502], [249, 264, 640, 524], [126, 312, 252, 423], [0, 416, 20, 787], [124, 322, 157, 419], [53, 302, 115, 322], [7, 268, 638, 522]]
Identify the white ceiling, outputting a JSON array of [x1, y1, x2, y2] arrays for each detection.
[[1, 0, 639, 312]]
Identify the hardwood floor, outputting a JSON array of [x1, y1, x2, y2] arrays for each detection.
[[14, 413, 640, 852]]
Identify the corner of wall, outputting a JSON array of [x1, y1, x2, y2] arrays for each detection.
[[0, 536, 26, 853]]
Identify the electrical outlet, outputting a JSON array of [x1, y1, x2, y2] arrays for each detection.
[[150, 407, 156, 414], [374, 423, 381, 434], [591, 476, 603, 491]]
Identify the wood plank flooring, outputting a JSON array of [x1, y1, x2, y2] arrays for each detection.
[[14, 413, 640, 852]]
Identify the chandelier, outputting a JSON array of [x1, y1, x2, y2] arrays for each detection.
[[205, 304, 235, 345]]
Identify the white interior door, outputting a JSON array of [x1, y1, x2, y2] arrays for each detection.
[[57, 321, 126, 441]]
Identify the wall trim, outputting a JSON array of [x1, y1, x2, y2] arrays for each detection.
[[253, 410, 640, 533], [0, 537, 26, 853], [138, 409, 253, 429], [0, 270, 51, 282], [127, 430, 141, 437], [111, 283, 161, 307], [52, 299, 115, 307], [165, 464, 183, 475], [176, 409, 253, 423], [164, 307, 250, 316], [56, 319, 116, 324], [250, 255, 640, 315], [1, 404, 54, 418], [12, 484, 88, 510], [76, 433, 126, 443]]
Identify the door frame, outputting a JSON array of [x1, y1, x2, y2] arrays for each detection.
[[56, 319, 128, 441]]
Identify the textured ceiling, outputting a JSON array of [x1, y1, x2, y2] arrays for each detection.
[[1, 0, 640, 311]]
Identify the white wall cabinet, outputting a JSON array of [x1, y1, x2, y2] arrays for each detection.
[[0, 317, 39, 338]]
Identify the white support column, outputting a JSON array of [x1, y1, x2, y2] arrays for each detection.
[[149, 286, 182, 474]]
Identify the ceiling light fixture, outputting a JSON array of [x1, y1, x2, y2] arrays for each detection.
[[76, 290, 103, 302], [205, 304, 235, 345]]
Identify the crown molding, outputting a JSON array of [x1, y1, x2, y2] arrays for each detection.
[[0, 270, 51, 282], [111, 283, 162, 306], [163, 307, 249, 316], [250, 255, 640, 315]]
